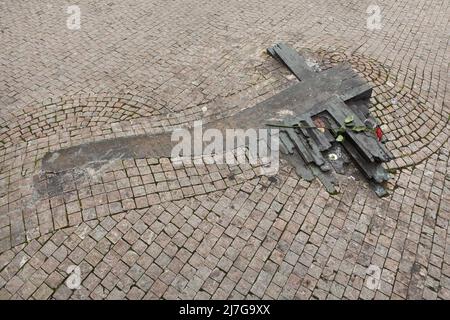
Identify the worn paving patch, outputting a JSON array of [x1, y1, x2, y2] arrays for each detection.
[[0, 0, 449, 299]]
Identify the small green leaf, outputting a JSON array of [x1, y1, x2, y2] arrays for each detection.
[[344, 115, 354, 124], [352, 126, 366, 132], [336, 135, 344, 142], [337, 126, 346, 134]]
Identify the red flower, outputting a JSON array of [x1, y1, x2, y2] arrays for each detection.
[[375, 127, 383, 141]]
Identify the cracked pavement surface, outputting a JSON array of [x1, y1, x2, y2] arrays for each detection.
[[0, 0, 449, 299]]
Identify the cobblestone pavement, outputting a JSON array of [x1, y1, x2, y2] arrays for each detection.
[[0, 0, 449, 300]]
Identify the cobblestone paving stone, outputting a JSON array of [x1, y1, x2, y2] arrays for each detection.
[[0, 0, 449, 299]]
